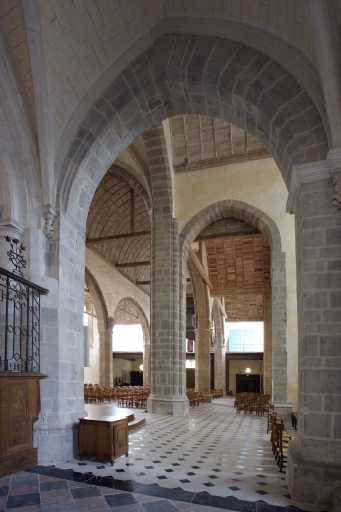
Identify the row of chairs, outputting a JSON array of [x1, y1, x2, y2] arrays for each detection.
[[234, 393, 270, 416], [84, 384, 115, 403], [117, 388, 150, 408], [268, 406, 292, 472], [186, 389, 224, 407], [84, 384, 150, 406], [187, 390, 205, 407], [211, 389, 223, 399]]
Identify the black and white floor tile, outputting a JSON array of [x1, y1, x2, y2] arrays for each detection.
[[43, 398, 328, 512]]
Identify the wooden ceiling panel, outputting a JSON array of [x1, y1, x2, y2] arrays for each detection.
[[225, 294, 265, 321], [170, 114, 270, 173], [204, 233, 271, 293]]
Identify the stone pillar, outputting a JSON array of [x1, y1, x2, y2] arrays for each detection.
[[143, 342, 150, 387], [144, 125, 188, 416], [98, 317, 113, 387], [286, 154, 341, 507], [214, 313, 226, 396], [225, 359, 230, 394], [195, 328, 212, 402], [33, 212, 86, 463], [263, 291, 272, 397], [271, 249, 292, 418]]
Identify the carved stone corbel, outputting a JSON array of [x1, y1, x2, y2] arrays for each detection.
[[327, 149, 341, 211], [42, 205, 57, 239], [106, 316, 115, 332]]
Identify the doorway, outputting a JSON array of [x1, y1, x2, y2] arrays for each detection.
[[236, 374, 260, 393]]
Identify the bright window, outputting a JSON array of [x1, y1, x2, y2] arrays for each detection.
[[113, 324, 143, 352], [225, 321, 264, 352]]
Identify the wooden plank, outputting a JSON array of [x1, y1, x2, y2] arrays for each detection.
[[116, 261, 150, 268], [210, 286, 270, 296], [86, 231, 151, 245], [130, 187, 135, 233], [189, 248, 213, 290], [173, 148, 270, 173]]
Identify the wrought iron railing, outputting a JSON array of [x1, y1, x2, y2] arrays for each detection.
[[0, 267, 48, 373]]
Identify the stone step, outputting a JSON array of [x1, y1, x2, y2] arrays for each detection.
[[128, 416, 146, 431]]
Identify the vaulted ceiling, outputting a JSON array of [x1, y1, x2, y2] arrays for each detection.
[[86, 167, 151, 295], [170, 115, 270, 173], [114, 300, 142, 325], [190, 222, 270, 322], [86, 115, 271, 322]]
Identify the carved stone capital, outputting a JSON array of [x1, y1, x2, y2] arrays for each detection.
[[106, 316, 115, 332], [327, 149, 341, 211], [286, 160, 331, 214], [42, 205, 57, 239]]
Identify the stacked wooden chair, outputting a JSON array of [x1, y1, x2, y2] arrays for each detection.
[[268, 409, 291, 472]]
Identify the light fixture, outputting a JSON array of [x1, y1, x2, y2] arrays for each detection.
[[139, 364, 143, 371], [245, 367, 251, 374], [186, 360, 195, 369]]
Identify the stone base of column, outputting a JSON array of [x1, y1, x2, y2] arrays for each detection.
[[34, 409, 87, 463], [203, 394, 212, 403], [147, 396, 189, 416], [273, 401, 292, 421], [287, 434, 341, 507], [34, 426, 78, 463]]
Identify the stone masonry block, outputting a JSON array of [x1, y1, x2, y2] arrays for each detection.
[[329, 291, 341, 308], [335, 416, 341, 439], [325, 357, 341, 367], [325, 396, 341, 412], [303, 395, 322, 412], [304, 413, 331, 437], [326, 228, 341, 246], [320, 336, 341, 356], [304, 369, 341, 394]]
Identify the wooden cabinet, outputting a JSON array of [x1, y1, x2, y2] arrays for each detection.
[[79, 416, 128, 466], [0, 373, 46, 477]]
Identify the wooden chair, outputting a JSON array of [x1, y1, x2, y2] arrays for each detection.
[[291, 412, 298, 429], [258, 395, 270, 416], [275, 420, 290, 472], [267, 403, 275, 433]]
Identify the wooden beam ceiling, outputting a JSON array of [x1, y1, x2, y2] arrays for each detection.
[[189, 247, 213, 290], [170, 114, 270, 174], [86, 230, 150, 245]]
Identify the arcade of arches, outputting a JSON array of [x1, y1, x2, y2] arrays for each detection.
[[0, 1, 341, 509]]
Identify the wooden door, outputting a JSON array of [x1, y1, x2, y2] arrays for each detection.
[[236, 374, 260, 393], [186, 368, 195, 388]]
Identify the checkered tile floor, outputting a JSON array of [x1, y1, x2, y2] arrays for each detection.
[[0, 398, 329, 511]]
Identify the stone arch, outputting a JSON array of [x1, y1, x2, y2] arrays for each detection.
[[55, 18, 328, 179], [113, 297, 150, 387], [179, 199, 287, 405], [85, 268, 113, 387], [109, 163, 152, 210], [59, 34, 329, 227]]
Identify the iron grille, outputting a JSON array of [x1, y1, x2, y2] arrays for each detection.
[[0, 267, 48, 373]]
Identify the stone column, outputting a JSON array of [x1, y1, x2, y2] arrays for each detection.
[[144, 125, 188, 416], [143, 342, 150, 387], [271, 248, 291, 418], [263, 291, 272, 397], [98, 317, 113, 387], [286, 154, 341, 507], [194, 328, 212, 402], [214, 312, 226, 396], [32, 212, 86, 463]]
